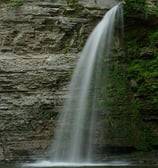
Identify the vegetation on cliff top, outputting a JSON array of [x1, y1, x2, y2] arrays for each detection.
[[0, 0, 24, 7], [125, 0, 158, 16]]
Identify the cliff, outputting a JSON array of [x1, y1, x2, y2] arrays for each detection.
[[124, 0, 158, 151], [0, 0, 111, 161], [0, 0, 157, 162]]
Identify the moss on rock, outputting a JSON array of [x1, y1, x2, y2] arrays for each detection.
[[124, 6, 158, 151]]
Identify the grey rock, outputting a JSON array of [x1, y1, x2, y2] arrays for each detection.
[[0, 0, 120, 161], [78, 0, 117, 9], [0, 52, 78, 161]]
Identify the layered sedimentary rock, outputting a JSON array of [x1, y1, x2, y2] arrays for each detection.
[[0, 0, 110, 161]]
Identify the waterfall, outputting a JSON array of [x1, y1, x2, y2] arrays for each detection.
[[48, 2, 124, 163], [24, 2, 125, 167]]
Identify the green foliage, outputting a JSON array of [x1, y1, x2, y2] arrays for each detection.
[[128, 59, 158, 90], [43, 111, 52, 120], [124, 0, 148, 17], [100, 48, 133, 147], [149, 30, 158, 48], [128, 58, 158, 113], [125, 0, 146, 11], [42, 76, 52, 82], [64, 0, 84, 19], [125, 31, 147, 54], [66, 0, 72, 6], [125, 23, 158, 151], [10, 0, 24, 7], [128, 100, 154, 151], [125, 0, 158, 17], [66, 0, 78, 7]]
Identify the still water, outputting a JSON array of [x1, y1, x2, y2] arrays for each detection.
[[0, 163, 158, 168]]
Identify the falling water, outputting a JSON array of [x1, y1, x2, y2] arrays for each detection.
[[24, 3, 124, 167], [47, 3, 124, 163]]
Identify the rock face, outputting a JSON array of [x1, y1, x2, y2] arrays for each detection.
[[0, 0, 158, 162], [124, 1, 158, 152], [0, 52, 78, 161], [78, 0, 117, 9], [0, 0, 112, 161]]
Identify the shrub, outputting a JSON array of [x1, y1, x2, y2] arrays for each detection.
[[10, 0, 24, 7]]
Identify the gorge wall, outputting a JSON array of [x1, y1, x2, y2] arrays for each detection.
[[0, 0, 157, 162], [0, 0, 111, 161]]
